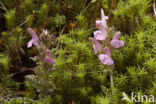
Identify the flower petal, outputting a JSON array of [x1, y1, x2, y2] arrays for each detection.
[[119, 41, 125, 47], [28, 28, 39, 41], [104, 47, 111, 58], [110, 31, 124, 48], [94, 31, 106, 40], [113, 31, 121, 40], [110, 40, 125, 48], [99, 54, 114, 65], [44, 56, 55, 65], [89, 37, 102, 54], [32, 40, 40, 48], [103, 59, 114, 65], [101, 9, 108, 28], [27, 39, 34, 48]]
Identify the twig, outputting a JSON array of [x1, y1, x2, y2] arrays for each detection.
[[110, 70, 114, 88], [17, 19, 29, 29], [2, 91, 26, 99], [60, 26, 65, 34], [153, 2, 156, 17], [58, 0, 61, 34], [0, 1, 7, 11], [108, 0, 114, 17], [135, 17, 141, 29], [3, 91, 26, 95], [8, 68, 34, 78], [10, 18, 29, 34]]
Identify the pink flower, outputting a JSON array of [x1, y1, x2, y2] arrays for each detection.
[[89, 37, 102, 54], [110, 31, 125, 48], [93, 30, 107, 40], [99, 54, 114, 65], [44, 56, 55, 65], [99, 47, 114, 66], [27, 28, 40, 48], [44, 49, 55, 65]]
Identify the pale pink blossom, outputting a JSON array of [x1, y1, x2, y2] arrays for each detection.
[[110, 31, 125, 48], [99, 47, 114, 66], [94, 30, 107, 40], [99, 54, 114, 65], [89, 37, 102, 54], [27, 28, 40, 48], [44, 49, 55, 65]]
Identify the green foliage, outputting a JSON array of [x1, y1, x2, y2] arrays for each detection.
[[4, 9, 16, 29], [91, 96, 110, 104], [0, 53, 9, 73], [112, 0, 150, 33], [0, 53, 20, 103], [54, 14, 66, 27]]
